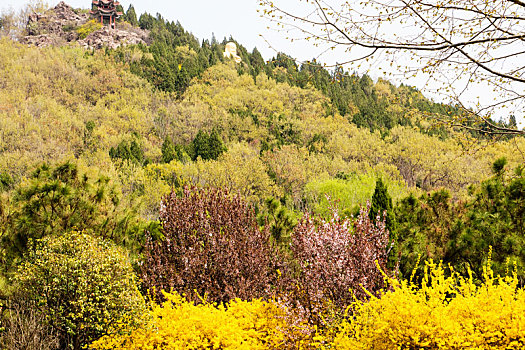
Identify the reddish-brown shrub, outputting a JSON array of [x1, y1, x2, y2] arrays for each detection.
[[141, 186, 282, 304]]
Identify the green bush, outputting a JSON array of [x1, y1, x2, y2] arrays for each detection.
[[12, 232, 145, 350]]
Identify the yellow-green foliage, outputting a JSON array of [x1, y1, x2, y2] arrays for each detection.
[[90, 291, 312, 350], [76, 20, 102, 39], [1, 38, 524, 212], [13, 232, 146, 348], [305, 171, 409, 217], [180, 142, 281, 204], [0, 38, 161, 175], [334, 258, 525, 349]]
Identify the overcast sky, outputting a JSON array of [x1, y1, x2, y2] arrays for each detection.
[[2, 0, 523, 127]]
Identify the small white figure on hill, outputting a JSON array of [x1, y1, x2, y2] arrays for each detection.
[[223, 42, 242, 63]]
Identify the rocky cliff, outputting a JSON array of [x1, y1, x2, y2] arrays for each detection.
[[21, 2, 148, 49]]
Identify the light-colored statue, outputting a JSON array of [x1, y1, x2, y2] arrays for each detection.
[[223, 42, 242, 63]]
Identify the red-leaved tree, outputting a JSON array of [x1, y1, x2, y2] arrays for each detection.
[[141, 186, 282, 304], [289, 202, 389, 325]]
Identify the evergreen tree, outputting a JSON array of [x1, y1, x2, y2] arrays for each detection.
[[161, 137, 177, 163], [115, 4, 125, 22], [191, 130, 209, 161], [0, 162, 143, 271], [369, 178, 395, 232], [257, 197, 297, 244], [109, 137, 146, 165], [138, 13, 155, 30], [395, 190, 462, 280], [207, 129, 227, 160], [447, 158, 525, 282], [161, 137, 188, 163], [191, 129, 226, 161], [125, 4, 138, 26], [370, 178, 396, 268]]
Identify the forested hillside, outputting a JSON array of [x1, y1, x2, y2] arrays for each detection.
[[1, 2, 525, 348]]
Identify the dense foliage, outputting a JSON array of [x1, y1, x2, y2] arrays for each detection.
[[335, 258, 525, 349], [395, 159, 525, 282], [0, 162, 143, 272], [141, 186, 281, 304], [11, 232, 145, 350], [0, 4, 524, 348], [448, 159, 525, 281]]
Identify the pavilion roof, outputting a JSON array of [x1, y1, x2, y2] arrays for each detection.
[[92, 0, 120, 5]]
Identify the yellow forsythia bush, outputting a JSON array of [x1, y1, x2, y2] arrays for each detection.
[[90, 291, 313, 349], [334, 257, 525, 349]]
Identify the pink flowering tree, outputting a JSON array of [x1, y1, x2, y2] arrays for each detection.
[[289, 202, 390, 324]]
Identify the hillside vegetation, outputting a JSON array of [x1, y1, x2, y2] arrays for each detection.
[[0, 4, 524, 348], [0, 38, 522, 212]]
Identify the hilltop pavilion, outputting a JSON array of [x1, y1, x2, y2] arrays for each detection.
[[90, 0, 123, 28]]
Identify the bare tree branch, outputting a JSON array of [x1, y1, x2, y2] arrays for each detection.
[[261, 0, 525, 135]]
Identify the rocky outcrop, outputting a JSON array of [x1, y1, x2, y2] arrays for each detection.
[[21, 1, 148, 49], [78, 26, 148, 50], [23, 1, 89, 45], [20, 34, 64, 47]]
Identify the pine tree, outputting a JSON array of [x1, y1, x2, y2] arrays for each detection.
[[161, 137, 177, 163], [125, 5, 138, 26], [109, 137, 146, 165], [370, 178, 395, 232], [447, 158, 525, 281], [207, 129, 227, 160], [257, 197, 296, 244], [370, 178, 396, 268], [191, 129, 226, 161], [1, 162, 143, 272], [116, 4, 125, 22]]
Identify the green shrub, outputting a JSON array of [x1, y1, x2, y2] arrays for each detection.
[[12, 232, 145, 350]]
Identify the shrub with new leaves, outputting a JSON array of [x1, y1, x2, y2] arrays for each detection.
[[290, 202, 389, 323], [76, 20, 102, 40], [12, 232, 145, 350], [141, 186, 281, 304]]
